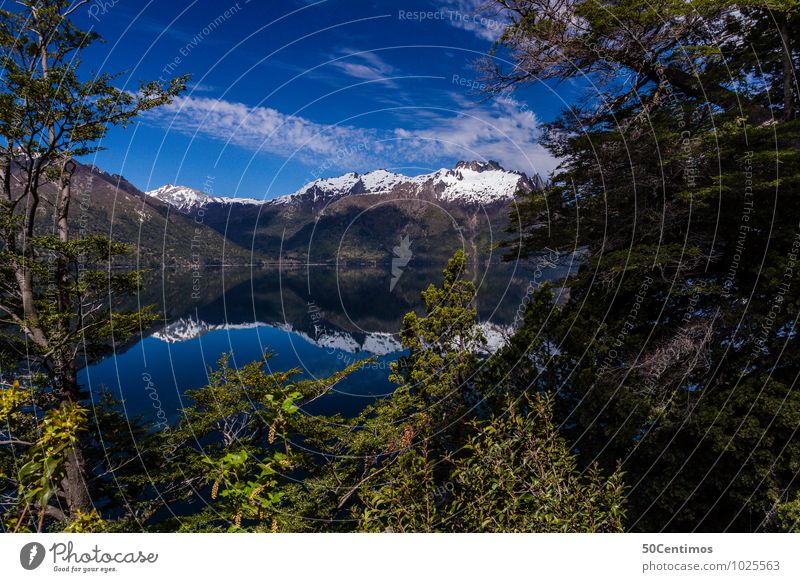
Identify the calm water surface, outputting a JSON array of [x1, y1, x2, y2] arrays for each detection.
[[80, 257, 575, 425]]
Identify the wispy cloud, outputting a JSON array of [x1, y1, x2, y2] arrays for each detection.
[[146, 93, 557, 177], [329, 50, 396, 84], [147, 95, 375, 157], [437, 0, 509, 42], [187, 82, 219, 94], [403, 97, 555, 176]]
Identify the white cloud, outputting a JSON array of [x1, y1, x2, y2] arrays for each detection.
[[407, 97, 556, 176], [438, 0, 510, 42], [329, 50, 396, 83], [146, 93, 557, 178], [147, 95, 378, 159]]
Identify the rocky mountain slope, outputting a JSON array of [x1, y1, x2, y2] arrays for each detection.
[[144, 160, 542, 264], [20, 163, 258, 267], [15, 160, 540, 267], [145, 183, 267, 211], [269, 160, 541, 208], [147, 160, 539, 210]]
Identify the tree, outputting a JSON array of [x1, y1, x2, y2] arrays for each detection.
[[158, 353, 366, 533], [0, 0, 185, 525], [445, 393, 625, 532], [351, 252, 624, 532], [344, 251, 484, 531], [483, 0, 800, 530]]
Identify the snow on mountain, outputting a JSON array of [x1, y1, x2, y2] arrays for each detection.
[[272, 160, 540, 207], [153, 316, 512, 355], [145, 185, 213, 211], [477, 321, 514, 354], [293, 326, 363, 353], [407, 163, 529, 204], [152, 317, 265, 343], [146, 161, 540, 211], [279, 323, 403, 356], [152, 316, 404, 355], [145, 184, 266, 211], [273, 172, 363, 205], [360, 169, 406, 192], [361, 332, 403, 355]]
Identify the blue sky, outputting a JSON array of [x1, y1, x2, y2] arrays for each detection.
[[75, 0, 576, 200]]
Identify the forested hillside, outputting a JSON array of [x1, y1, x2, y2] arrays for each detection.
[[1, 0, 797, 533]]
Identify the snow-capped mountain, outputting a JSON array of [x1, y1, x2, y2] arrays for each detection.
[[136, 161, 544, 264], [146, 184, 266, 211], [152, 317, 265, 343], [279, 324, 404, 356], [146, 161, 542, 212], [60, 160, 545, 267], [152, 316, 512, 355], [153, 316, 404, 354], [274, 160, 541, 207]]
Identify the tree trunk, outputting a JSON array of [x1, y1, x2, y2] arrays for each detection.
[[63, 445, 91, 512], [53, 157, 90, 513], [14, 268, 48, 348], [57, 357, 92, 513], [55, 161, 74, 316]]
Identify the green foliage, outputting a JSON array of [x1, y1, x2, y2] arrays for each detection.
[[346, 252, 487, 530], [62, 509, 107, 533], [159, 352, 368, 533], [446, 394, 625, 532], [776, 494, 800, 532], [352, 253, 623, 532], [390, 250, 486, 405], [0, 0, 184, 529], [200, 450, 288, 532], [1, 379, 88, 531], [488, 0, 800, 531]]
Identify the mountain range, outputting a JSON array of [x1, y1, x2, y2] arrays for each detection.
[[146, 160, 542, 210], [151, 315, 512, 356], [55, 160, 541, 266]]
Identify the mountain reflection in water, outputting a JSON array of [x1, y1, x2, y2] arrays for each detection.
[[81, 256, 576, 424]]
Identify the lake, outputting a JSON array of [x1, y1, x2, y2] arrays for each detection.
[[79, 254, 575, 427]]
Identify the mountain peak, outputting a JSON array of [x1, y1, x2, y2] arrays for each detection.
[[275, 161, 539, 207], [147, 160, 542, 211], [454, 160, 504, 173], [146, 184, 210, 211], [146, 184, 266, 210]]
